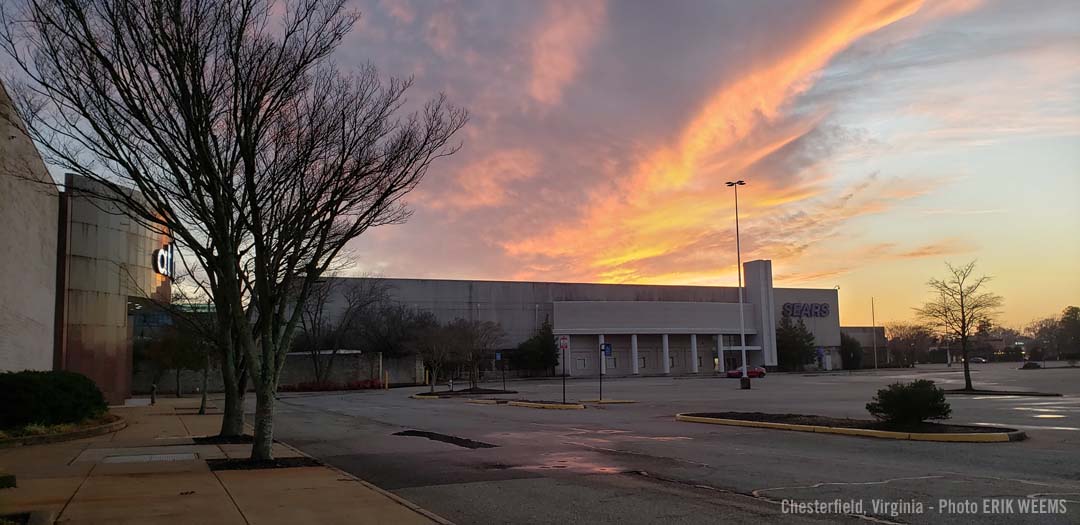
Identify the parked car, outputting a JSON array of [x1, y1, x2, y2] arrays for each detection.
[[967, 357, 988, 363], [725, 366, 766, 378]]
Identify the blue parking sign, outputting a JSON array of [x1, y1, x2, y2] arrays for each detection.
[[601, 343, 612, 357]]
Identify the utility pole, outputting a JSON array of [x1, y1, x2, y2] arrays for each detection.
[[871, 297, 878, 369]]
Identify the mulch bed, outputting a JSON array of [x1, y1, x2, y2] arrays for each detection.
[[0, 512, 30, 525], [687, 412, 1014, 434], [945, 389, 1061, 397], [192, 434, 254, 444], [206, 457, 322, 471]]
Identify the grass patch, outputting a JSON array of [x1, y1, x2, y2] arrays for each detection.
[[0, 414, 116, 439]]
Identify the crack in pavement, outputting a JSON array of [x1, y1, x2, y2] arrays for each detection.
[[750, 475, 945, 498], [625, 470, 906, 525], [563, 440, 712, 468]]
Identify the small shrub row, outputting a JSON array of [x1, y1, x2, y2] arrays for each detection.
[[866, 379, 951, 428], [277, 379, 383, 392], [0, 371, 107, 429]]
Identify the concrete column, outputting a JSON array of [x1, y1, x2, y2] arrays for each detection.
[[599, 334, 606, 375], [717, 334, 724, 372], [631, 334, 640, 375], [662, 334, 670, 374], [690, 334, 699, 373]]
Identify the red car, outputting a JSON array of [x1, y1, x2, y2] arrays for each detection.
[[726, 366, 766, 378]]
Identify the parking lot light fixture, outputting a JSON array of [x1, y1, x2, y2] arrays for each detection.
[[726, 180, 750, 389]]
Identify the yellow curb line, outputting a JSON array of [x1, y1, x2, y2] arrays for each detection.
[[466, 399, 500, 405], [674, 414, 1024, 443], [580, 399, 637, 404], [508, 401, 586, 410]]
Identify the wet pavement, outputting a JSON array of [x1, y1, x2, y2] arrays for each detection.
[[269, 363, 1080, 524]]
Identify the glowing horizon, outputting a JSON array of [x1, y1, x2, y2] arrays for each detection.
[[342, 0, 1079, 329]]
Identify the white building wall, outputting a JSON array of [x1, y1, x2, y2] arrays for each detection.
[[0, 81, 57, 372]]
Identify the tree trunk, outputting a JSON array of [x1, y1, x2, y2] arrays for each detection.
[[175, 368, 182, 398], [219, 351, 246, 437], [198, 355, 209, 415], [251, 384, 276, 461], [961, 335, 973, 390]]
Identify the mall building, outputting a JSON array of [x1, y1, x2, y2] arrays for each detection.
[[1, 82, 171, 404], [325, 267, 843, 376], [2, 79, 844, 404]]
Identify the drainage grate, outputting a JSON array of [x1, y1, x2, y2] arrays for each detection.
[[102, 453, 198, 463]]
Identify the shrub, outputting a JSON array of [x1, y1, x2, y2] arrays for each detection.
[[0, 371, 107, 429], [866, 380, 951, 427]]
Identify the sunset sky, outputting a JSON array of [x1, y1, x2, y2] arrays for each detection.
[[341, 0, 1079, 328]]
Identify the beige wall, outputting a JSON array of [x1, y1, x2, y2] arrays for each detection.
[[552, 301, 759, 336], [774, 287, 841, 348], [57, 174, 171, 404], [0, 81, 58, 372]]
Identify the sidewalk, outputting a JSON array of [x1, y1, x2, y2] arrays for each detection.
[[0, 398, 446, 524]]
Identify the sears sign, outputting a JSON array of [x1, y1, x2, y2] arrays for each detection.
[[783, 302, 830, 318]]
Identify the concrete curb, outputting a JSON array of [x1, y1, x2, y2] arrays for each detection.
[[465, 399, 501, 405], [945, 390, 1062, 397], [580, 399, 638, 404], [674, 414, 1025, 443], [508, 401, 586, 410], [274, 437, 456, 524], [0, 416, 127, 449], [410, 394, 443, 400]]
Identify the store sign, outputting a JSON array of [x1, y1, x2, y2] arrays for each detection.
[[152, 243, 175, 278], [783, 302, 830, 318]]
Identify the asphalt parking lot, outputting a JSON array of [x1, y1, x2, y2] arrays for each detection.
[[269, 363, 1080, 524]]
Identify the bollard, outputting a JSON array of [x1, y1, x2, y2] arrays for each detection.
[[150, 383, 157, 405]]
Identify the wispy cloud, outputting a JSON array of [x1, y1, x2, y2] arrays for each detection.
[[528, 0, 607, 106]]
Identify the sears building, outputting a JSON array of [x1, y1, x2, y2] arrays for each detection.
[[326, 263, 842, 376]]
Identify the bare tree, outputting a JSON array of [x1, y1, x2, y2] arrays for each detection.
[[411, 314, 454, 393], [885, 323, 934, 367], [915, 261, 1003, 390], [298, 277, 388, 385], [1, 0, 466, 460], [446, 319, 504, 390]]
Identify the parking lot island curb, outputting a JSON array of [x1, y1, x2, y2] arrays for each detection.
[[508, 401, 586, 410], [580, 399, 637, 404], [411, 393, 442, 400], [674, 414, 1025, 443]]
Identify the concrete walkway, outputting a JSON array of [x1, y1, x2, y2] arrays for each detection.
[[0, 398, 447, 524]]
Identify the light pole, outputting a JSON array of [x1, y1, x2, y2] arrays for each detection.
[[871, 297, 878, 369], [726, 180, 751, 390]]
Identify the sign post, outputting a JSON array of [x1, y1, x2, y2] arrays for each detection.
[[557, 335, 570, 404], [496, 352, 505, 392], [600, 343, 612, 401]]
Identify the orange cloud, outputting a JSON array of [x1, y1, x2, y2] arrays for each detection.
[[505, 0, 928, 283], [432, 149, 541, 211], [529, 0, 607, 106], [898, 239, 977, 259]]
